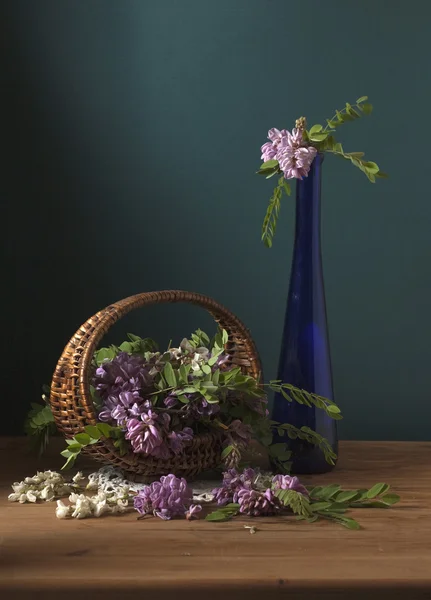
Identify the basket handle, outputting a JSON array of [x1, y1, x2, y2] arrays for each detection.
[[50, 290, 262, 437]]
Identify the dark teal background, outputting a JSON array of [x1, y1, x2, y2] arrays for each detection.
[[2, 0, 430, 439]]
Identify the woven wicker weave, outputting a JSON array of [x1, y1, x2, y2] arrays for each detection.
[[49, 290, 261, 478]]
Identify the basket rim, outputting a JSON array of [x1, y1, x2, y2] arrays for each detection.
[[49, 290, 262, 476]]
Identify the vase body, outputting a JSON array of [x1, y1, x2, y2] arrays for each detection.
[[271, 153, 338, 474]]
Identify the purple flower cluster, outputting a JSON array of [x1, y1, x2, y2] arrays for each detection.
[[212, 468, 308, 517], [261, 127, 317, 180], [272, 474, 309, 497], [94, 352, 194, 459], [134, 474, 201, 520]]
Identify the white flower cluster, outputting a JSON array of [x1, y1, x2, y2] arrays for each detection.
[[8, 470, 84, 503], [56, 488, 130, 519], [8, 465, 215, 520], [169, 338, 209, 372]]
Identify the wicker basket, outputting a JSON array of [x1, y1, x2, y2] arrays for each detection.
[[49, 290, 261, 478]]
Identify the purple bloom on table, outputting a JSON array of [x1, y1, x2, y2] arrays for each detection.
[[186, 504, 202, 520], [212, 467, 257, 506], [237, 488, 277, 516], [133, 474, 194, 520], [272, 474, 309, 496]]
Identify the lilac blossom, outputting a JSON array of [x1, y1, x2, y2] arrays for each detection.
[[212, 467, 257, 506], [186, 504, 202, 520], [168, 427, 194, 455], [237, 488, 278, 516], [272, 474, 309, 496], [125, 410, 169, 457], [134, 474, 199, 520], [93, 352, 153, 400], [260, 126, 317, 180]]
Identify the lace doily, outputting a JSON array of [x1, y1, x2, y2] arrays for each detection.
[[86, 466, 216, 503]]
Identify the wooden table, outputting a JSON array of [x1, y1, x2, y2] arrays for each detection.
[[0, 438, 430, 599]]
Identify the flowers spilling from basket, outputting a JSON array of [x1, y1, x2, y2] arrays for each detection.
[[48, 327, 342, 472], [257, 96, 387, 247], [20, 327, 400, 529], [9, 466, 400, 529]]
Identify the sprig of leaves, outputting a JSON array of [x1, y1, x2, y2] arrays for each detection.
[[303, 482, 400, 529], [94, 333, 158, 366], [307, 97, 387, 182], [322, 96, 372, 131], [60, 423, 127, 469], [272, 422, 338, 466], [260, 174, 291, 248], [24, 385, 56, 456], [269, 381, 342, 420], [274, 488, 313, 518], [205, 503, 240, 522]]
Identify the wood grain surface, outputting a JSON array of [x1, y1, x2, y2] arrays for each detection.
[[0, 438, 430, 599]]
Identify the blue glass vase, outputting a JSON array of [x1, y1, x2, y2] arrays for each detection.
[[271, 153, 338, 474]]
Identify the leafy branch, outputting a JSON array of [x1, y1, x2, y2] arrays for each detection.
[[260, 172, 291, 248], [205, 503, 240, 522], [269, 381, 342, 420], [274, 488, 313, 518], [24, 386, 56, 456], [60, 423, 127, 470], [272, 422, 338, 466], [323, 96, 372, 131]]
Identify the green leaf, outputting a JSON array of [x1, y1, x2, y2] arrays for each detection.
[[327, 405, 341, 415], [309, 124, 323, 134], [318, 484, 341, 500], [361, 102, 373, 115], [65, 443, 82, 453], [308, 132, 328, 142], [366, 483, 389, 499], [356, 96, 368, 103], [310, 501, 332, 512], [127, 333, 141, 342], [205, 511, 233, 522], [61, 454, 77, 470], [163, 362, 177, 388], [119, 341, 133, 353], [84, 425, 102, 440], [335, 490, 361, 503], [260, 159, 278, 170], [376, 171, 389, 179], [74, 433, 91, 446], [96, 423, 112, 437], [221, 445, 234, 459], [202, 364, 211, 375], [282, 180, 291, 196], [60, 448, 74, 458], [380, 493, 400, 506], [338, 516, 361, 530]]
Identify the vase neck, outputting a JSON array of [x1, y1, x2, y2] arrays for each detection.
[[295, 154, 323, 241]]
